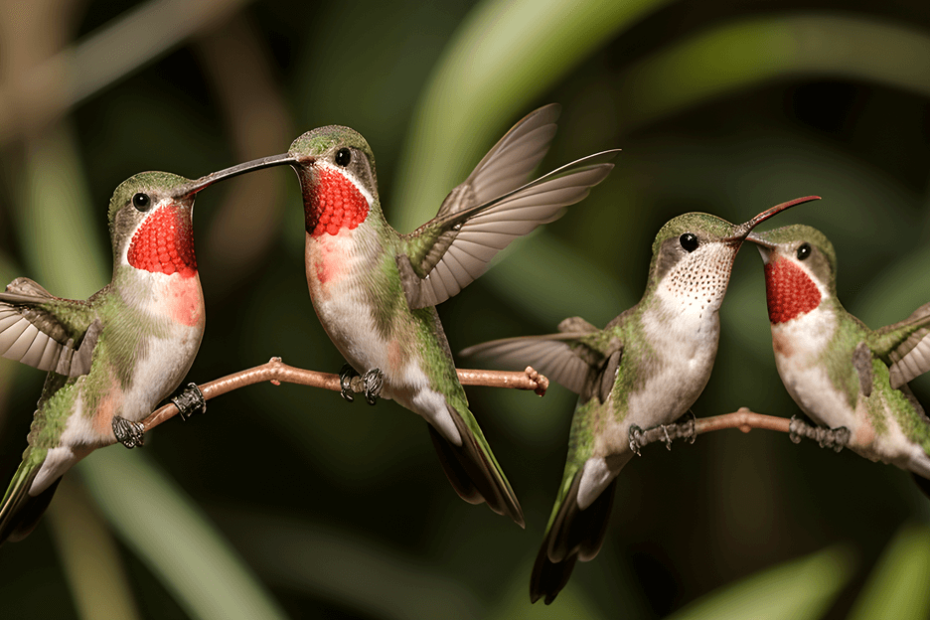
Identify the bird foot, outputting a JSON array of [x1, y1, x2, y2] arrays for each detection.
[[112, 416, 145, 449], [171, 382, 207, 421], [339, 365, 384, 405], [339, 364, 358, 402], [788, 416, 850, 452], [629, 425, 645, 456], [361, 368, 384, 406], [628, 413, 697, 456]]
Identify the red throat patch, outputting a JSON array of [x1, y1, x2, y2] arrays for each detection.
[[127, 205, 197, 277], [304, 167, 370, 237], [764, 257, 821, 324]]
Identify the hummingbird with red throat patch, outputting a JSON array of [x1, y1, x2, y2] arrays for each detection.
[[0, 155, 292, 544], [284, 104, 618, 527], [747, 224, 930, 492], [462, 196, 819, 603]]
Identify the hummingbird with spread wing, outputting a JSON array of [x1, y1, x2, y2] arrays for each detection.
[[462, 196, 819, 602], [747, 225, 930, 492], [284, 104, 618, 527], [0, 155, 291, 544]]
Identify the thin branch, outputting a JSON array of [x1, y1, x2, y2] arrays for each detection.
[[631, 407, 850, 453], [108, 358, 548, 446]]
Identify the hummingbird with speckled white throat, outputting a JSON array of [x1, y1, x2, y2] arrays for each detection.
[[747, 224, 930, 493], [283, 104, 618, 527], [0, 155, 292, 544], [461, 196, 819, 603]]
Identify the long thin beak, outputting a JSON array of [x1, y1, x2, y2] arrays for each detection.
[[175, 152, 298, 198], [723, 195, 820, 244]]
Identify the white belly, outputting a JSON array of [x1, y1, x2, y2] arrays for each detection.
[[772, 310, 925, 469], [305, 231, 460, 443], [597, 298, 721, 458]]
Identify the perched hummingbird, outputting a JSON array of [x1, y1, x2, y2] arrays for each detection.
[[0, 155, 291, 544], [747, 225, 930, 490], [461, 197, 818, 603], [284, 104, 617, 527]]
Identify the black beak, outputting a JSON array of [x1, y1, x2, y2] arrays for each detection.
[[175, 152, 299, 198], [723, 195, 820, 245]]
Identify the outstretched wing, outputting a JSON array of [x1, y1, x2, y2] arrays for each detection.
[[872, 302, 930, 388], [0, 278, 100, 376], [398, 146, 618, 310], [435, 103, 561, 219], [461, 318, 619, 396]]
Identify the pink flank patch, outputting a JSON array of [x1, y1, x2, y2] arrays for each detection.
[[128, 206, 197, 277], [764, 257, 821, 324], [91, 371, 123, 439], [304, 168, 370, 237]]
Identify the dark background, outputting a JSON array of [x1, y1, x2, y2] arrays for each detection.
[[0, 0, 929, 618]]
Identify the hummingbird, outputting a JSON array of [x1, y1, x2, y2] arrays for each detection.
[[0, 155, 292, 544], [461, 197, 819, 603], [747, 224, 930, 492], [283, 104, 618, 527]]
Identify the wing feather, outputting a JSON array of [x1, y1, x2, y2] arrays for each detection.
[[0, 279, 99, 376], [874, 302, 930, 388], [399, 105, 618, 310], [461, 333, 602, 395], [437, 104, 561, 219]]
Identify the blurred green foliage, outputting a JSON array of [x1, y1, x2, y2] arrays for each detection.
[[1, 0, 930, 618]]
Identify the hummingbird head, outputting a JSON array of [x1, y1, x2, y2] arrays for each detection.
[[288, 126, 379, 237], [746, 224, 837, 324], [108, 154, 295, 277], [647, 196, 819, 315]]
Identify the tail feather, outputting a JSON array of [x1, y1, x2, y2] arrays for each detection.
[[530, 471, 617, 604], [428, 403, 525, 527], [0, 457, 60, 545]]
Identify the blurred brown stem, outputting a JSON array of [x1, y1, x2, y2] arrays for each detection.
[[121, 358, 549, 443]]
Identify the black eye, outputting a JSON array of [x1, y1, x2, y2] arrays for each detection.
[[796, 243, 812, 260], [335, 148, 351, 167], [679, 233, 699, 252], [132, 193, 151, 212]]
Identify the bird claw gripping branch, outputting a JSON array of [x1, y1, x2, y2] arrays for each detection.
[[339, 364, 358, 403], [112, 416, 145, 449], [171, 382, 207, 421], [629, 413, 698, 456], [339, 365, 385, 405], [362, 368, 384, 406], [788, 416, 850, 452]]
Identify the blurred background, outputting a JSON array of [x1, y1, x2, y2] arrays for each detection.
[[1, 0, 930, 618]]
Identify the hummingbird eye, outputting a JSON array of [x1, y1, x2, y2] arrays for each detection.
[[335, 148, 352, 167], [797, 243, 812, 261], [132, 193, 152, 212], [679, 233, 699, 252]]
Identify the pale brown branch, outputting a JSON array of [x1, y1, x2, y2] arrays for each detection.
[[694, 408, 790, 435], [109, 359, 548, 445], [632, 406, 847, 453]]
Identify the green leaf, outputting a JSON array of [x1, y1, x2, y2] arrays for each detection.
[[613, 14, 930, 134], [14, 123, 108, 298], [46, 477, 142, 620], [394, 0, 675, 231], [221, 512, 483, 620], [79, 450, 289, 620], [481, 232, 634, 328], [484, 559, 611, 620], [847, 524, 930, 620], [666, 545, 855, 620]]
